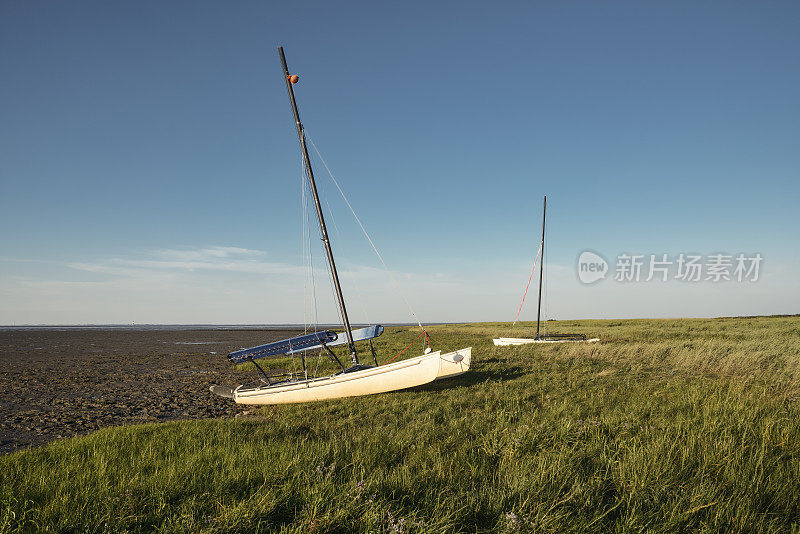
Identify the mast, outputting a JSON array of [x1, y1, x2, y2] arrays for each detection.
[[535, 195, 546, 339], [278, 46, 358, 365]]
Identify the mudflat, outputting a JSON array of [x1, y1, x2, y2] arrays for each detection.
[[0, 327, 301, 454]]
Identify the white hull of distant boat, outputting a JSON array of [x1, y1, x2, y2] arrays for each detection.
[[226, 347, 471, 405], [493, 337, 599, 346], [493, 196, 598, 347]]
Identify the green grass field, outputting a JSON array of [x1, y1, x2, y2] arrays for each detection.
[[2, 317, 800, 533]]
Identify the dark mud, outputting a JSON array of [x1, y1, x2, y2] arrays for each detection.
[[0, 327, 300, 454]]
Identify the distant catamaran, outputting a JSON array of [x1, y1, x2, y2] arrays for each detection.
[[494, 196, 598, 346], [211, 47, 471, 404]]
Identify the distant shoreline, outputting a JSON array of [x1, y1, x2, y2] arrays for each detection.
[[1, 314, 797, 330], [0, 323, 432, 332]]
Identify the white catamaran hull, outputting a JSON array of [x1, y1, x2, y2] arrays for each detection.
[[231, 347, 472, 405], [493, 337, 599, 346]]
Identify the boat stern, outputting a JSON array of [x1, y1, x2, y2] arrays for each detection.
[[436, 347, 471, 380]]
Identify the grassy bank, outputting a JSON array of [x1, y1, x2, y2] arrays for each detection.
[[2, 317, 800, 532]]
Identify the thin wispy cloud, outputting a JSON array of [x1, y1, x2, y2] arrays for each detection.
[[66, 246, 302, 278], [150, 246, 266, 261], [0, 246, 482, 324], [1, 246, 796, 325]]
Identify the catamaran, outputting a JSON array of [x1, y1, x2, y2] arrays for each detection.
[[493, 196, 599, 346], [211, 47, 471, 405]]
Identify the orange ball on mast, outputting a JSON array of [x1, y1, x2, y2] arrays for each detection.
[[288, 74, 299, 84]]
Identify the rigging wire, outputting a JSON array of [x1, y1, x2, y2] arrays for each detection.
[[300, 140, 320, 335], [325, 250, 347, 337], [543, 219, 549, 336], [305, 133, 426, 333], [296, 147, 305, 378], [300, 148, 328, 376], [382, 330, 429, 366], [324, 197, 372, 326], [510, 241, 543, 329], [307, 177, 326, 376], [311, 174, 349, 343], [298, 131, 349, 347], [297, 149, 312, 378], [301, 148, 308, 334]]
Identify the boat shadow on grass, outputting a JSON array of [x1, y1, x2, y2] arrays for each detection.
[[407, 365, 526, 393]]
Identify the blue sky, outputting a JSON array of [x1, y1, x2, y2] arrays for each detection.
[[1, 1, 798, 324]]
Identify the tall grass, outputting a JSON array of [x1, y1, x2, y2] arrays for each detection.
[[2, 317, 799, 532]]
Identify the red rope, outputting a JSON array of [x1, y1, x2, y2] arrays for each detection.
[[382, 330, 428, 365], [512, 242, 543, 326]]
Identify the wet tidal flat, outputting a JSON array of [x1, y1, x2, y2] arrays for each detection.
[[0, 327, 300, 453]]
